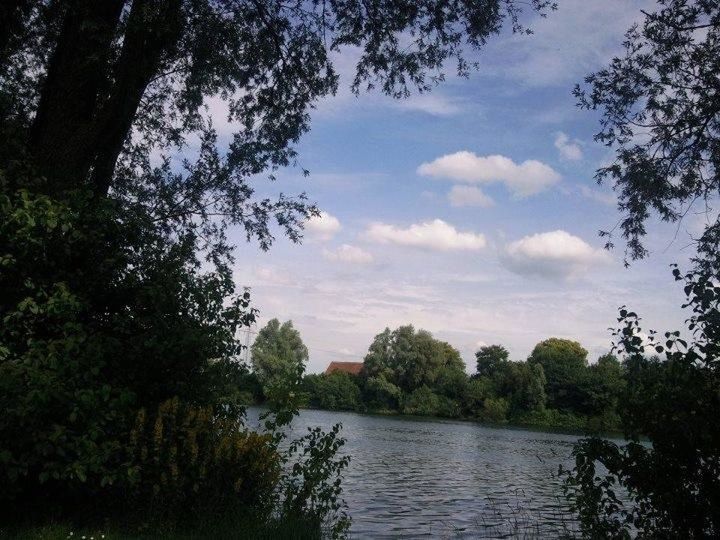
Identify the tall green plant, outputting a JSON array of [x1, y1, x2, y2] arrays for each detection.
[[563, 266, 720, 537]]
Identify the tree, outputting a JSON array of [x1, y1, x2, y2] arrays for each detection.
[[362, 325, 466, 394], [475, 344, 509, 377], [362, 376, 401, 411], [1, 0, 553, 223], [303, 372, 361, 412], [251, 318, 308, 394], [574, 0, 720, 266], [502, 361, 547, 414], [528, 338, 588, 412], [402, 386, 442, 417], [564, 266, 720, 537], [1, 0, 558, 527], [582, 353, 624, 427]]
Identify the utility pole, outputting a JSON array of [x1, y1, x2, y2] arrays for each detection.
[[242, 323, 257, 365]]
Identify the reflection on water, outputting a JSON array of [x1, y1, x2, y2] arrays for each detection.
[[247, 408, 582, 538]]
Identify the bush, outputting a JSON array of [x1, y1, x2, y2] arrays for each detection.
[[402, 385, 441, 416], [564, 267, 720, 537], [481, 397, 509, 423], [124, 398, 281, 524], [0, 188, 352, 538]]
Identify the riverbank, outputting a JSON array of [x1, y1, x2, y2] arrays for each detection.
[[284, 404, 623, 438]]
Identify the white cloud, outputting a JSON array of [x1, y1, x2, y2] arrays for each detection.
[[554, 132, 583, 161], [479, 0, 653, 87], [579, 185, 615, 206], [502, 230, 611, 279], [395, 93, 462, 116], [305, 211, 341, 241], [448, 185, 495, 208], [417, 151, 561, 197], [364, 219, 487, 251], [253, 266, 292, 286], [323, 244, 374, 264]]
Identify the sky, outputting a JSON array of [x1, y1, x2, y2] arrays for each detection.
[[222, 0, 699, 373]]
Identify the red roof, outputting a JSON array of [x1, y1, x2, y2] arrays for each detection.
[[324, 361, 363, 376]]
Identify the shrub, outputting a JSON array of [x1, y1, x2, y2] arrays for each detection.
[[402, 385, 441, 416], [124, 398, 281, 524], [481, 397, 509, 423]]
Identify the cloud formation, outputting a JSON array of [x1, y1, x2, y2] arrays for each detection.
[[448, 185, 495, 208], [579, 185, 615, 206], [502, 230, 610, 279], [305, 211, 341, 241], [396, 93, 462, 116], [554, 132, 583, 161], [364, 219, 487, 251], [417, 151, 561, 196], [323, 244, 374, 264]]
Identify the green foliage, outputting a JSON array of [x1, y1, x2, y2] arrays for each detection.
[[528, 338, 588, 411], [362, 376, 402, 411], [564, 266, 720, 537], [0, 188, 255, 515], [574, 0, 720, 266], [402, 386, 441, 416], [302, 325, 626, 430], [251, 319, 308, 399], [475, 344, 510, 377], [503, 361, 547, 414], [480, 397, 510, 424], [363, 325, 466, 394], [303, 373, 362, 412], [125, 398, 280, 524], [281, 424, 351, 539]]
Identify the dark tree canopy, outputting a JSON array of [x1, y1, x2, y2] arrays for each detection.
[[0, 0, 553, 251], [528, 338, 588, 411], [475, 344, 509, 377], [575, 0, 720, 266], [565, 266, 720, 537]]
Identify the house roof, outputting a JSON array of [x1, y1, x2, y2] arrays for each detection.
[[324, 361, 363, 376]]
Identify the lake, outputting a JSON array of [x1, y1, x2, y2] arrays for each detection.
[[248, 408, 585, 538]]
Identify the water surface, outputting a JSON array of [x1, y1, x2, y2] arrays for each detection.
[[249, 408, 583, 538]]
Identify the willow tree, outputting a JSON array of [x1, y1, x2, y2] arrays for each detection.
[[2, 0, 553, 236]]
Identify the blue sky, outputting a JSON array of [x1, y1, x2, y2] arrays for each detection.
[[223, 0, 698, 373]]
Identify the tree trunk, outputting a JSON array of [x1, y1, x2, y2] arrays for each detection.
[[29, 0, 125, 193], [90, 0, 183, 195]]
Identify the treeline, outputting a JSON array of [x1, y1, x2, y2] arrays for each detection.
[[242, 323, 625, 432]]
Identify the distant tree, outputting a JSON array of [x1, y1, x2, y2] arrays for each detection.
[[503, 362, 547, 414], [574, 0, 720, 267], [363, 325, 465, 394], [434, 364, 470, 401], [402, 386, 442, 417], [303, 372, 361, 412], [481, 397, 510, 423], [251, 319, 308, 395], [475, 345, 510, 377], [462, 377, 491, 417], [363, 376, 401, 411], [528, 338, 588, 412], [583, 353, 625, 426]]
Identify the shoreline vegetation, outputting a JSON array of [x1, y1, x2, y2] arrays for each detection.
[[294, 405, 626, 439], [244, 325, 626, 437], [3, 1, 720, 538]]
